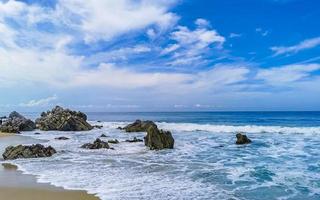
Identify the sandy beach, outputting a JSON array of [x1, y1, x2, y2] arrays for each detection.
[[0, 135, 100, 200]]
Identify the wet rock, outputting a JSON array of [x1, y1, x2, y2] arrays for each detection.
[[100, 134, 107, 138], [55, 136, 70, 140], [93, 125, 103, 129], [108, 139, 119, 144], [125, 137, 143, 143], [2, 163, 18, 170], [2, 144, 56, 160], [81, 138, 110, 149], [34, 132, 41, 135], [35, 106, 93, 131], [144, 126, 174, 150], [235, 133, 252, 145], [121, 120, 157, 132], [0, 111, 35, 133]]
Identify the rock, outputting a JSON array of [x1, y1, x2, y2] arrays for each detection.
[[0, 111, 36, 133], [108, 139, 119, 144], [35, 106, 93, 131], [93, 125, 103, 129], [144, 126, 174, 150], [121, 120, 157, 132], [2, 144, 56, 160], [125, 137, 143, 143], [34, 132, 41, 135], [97, 120, 102, 123], [100, 134, 107, 137], [2, 163, 18, 170], [81, 138, 110, 149], [235, 133, 252, 145], [55, 136, 69, 140]]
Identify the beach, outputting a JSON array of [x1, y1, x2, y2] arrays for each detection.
[[0, 134, 99, 200]]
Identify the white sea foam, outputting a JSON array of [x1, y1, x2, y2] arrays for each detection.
[[157, 122, 320, 135]]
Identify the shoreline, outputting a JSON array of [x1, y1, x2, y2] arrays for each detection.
[[0, 135, 100, 200]]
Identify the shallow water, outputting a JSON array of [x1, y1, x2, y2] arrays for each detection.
[[0, 112, 320, 200]]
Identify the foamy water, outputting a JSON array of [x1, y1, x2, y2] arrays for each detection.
[[1, 121, 320, 200]]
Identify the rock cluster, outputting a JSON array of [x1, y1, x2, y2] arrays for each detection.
[[35, 106, 93, 131], [0, 111, 35, 133], [235, 133, 252, 145], [81, 138, 110, 149], [2, 144, 56, 160], [144, 126, 175, 150], [121, 120, 157, 132]]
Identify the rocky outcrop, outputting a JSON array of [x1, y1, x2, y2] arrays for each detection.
[[235, 133, 252, 145], [121, 120, 157, 132], [125, 137, 143, 143], [2, 144, 56, 160], [0, 111, 35, 133], [144, 126, 174, 150], [81, 139, 110, 149], [35, 106, 93, 131]]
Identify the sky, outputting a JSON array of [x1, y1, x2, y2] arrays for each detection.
[[0, 0, 319, 112]]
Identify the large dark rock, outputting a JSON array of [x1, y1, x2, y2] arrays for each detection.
[[0, 111, 35, 133], [81, 138, 110, 149], [144, 126, 174, 150], [236, 133, 252, 145], [35, 106, 92, 131], [2, 144, 56, 160], [121, 120, 157, 132]]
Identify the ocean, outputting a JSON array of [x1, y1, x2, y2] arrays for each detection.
[[1, 111, 320, 200]]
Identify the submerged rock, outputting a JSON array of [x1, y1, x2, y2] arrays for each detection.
[[35, 106, 93, 131], [108, 139, 119, 144], [144, 126, 174, 150], [0, 111, 35, 133], [121, 120, 157, 132], [93, 125, 103, 129], [125, 137, 143, 143], [100, 134, 107, 138], [55, 136, 70, 140], [81, 138, 110, 149], [2, 144, 56, 160], [235, 133, 252, 145]]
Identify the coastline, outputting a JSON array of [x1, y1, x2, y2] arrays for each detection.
[[0, 135, 100, 200]]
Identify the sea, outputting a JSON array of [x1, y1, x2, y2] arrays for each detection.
[[1, 111, 320, 200]]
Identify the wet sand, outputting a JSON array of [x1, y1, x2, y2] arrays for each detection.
[[0, 135, 100, 200]]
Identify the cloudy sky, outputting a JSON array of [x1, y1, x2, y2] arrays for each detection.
[[0, 0, 319, 112]]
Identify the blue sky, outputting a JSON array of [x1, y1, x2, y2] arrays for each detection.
[[0, 0, 319, 112]]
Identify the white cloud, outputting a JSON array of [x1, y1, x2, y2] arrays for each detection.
[[256, 63, 320, 85], [163, 19, 225, 66], [271, 37, 320, 56], [255, 28, 269, 37], [19, 95, 58, 107], [229, 33, 242, 38], [57, 0, 178, 43]]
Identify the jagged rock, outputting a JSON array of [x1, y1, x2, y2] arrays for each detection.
[[2, 144, 56, 160], [108, 139, 119, 144], [0, 111, 35, 133], [144, 126, 174, 150], [100, 134, 107, 137], [235, 133, 252, 145], [121, 120, 157, 132], [35, 106, 93, 131], [125, 137, 143, 143], [55, 136, 70, 140], [81, 138, 110, 149]]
